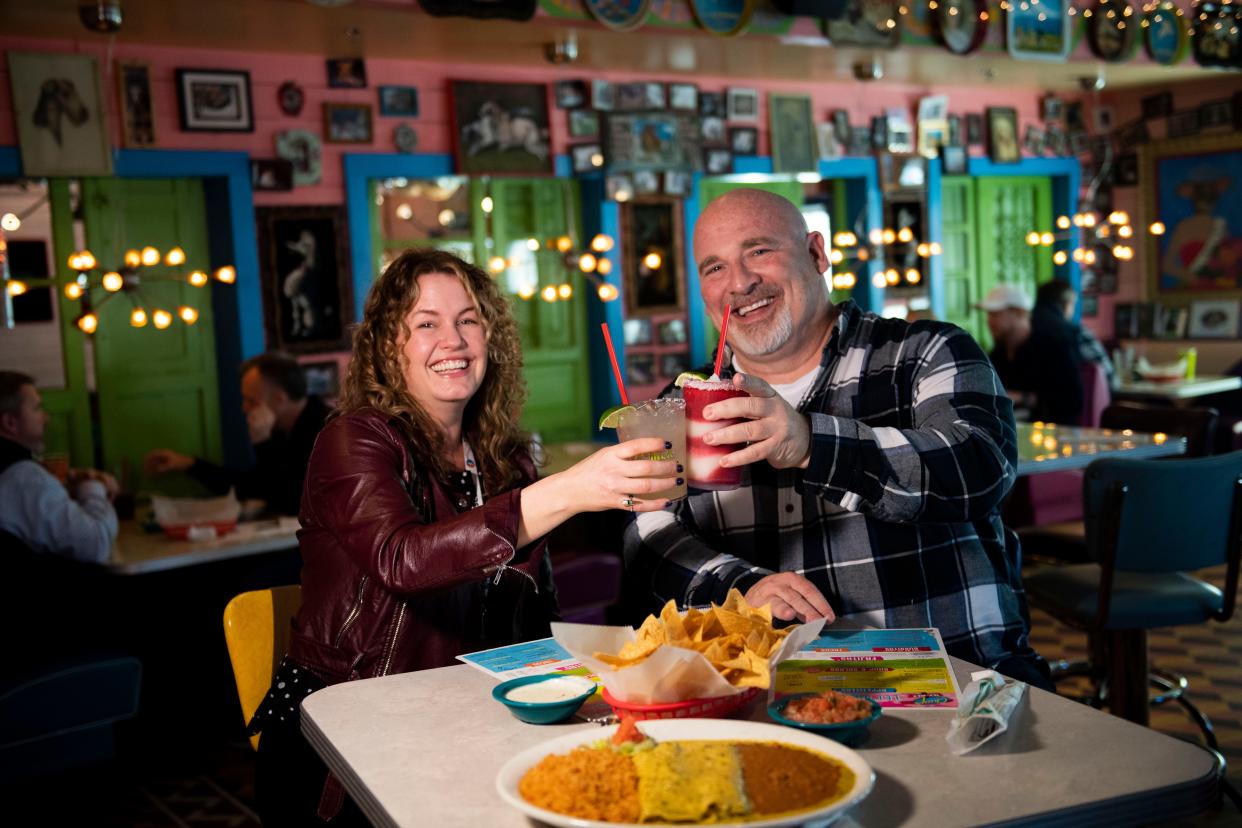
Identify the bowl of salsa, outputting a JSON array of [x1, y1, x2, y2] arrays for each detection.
[[493, 674, 597, 725], [767, 690, 882, 746]]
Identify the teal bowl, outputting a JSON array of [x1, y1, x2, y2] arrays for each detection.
[[492, 674, 597, 725], [768, 693, 883, 746]]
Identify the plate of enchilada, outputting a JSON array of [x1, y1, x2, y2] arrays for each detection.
[[495, 718, 875, 827]]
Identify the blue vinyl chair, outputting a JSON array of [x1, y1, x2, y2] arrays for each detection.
[[1023, 451, 1242, 747]]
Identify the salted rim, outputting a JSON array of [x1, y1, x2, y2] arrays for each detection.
[[684, 378, 739, 391]]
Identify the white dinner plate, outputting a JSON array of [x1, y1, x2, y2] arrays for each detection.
[[495, 718, 875, 828]]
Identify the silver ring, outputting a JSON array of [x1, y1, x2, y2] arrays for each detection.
[[621, 497, 635, 508]]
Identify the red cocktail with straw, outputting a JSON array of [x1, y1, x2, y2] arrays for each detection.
[[683, 305, 748, 491]]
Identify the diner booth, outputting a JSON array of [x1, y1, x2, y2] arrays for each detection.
[[1, 0, 1241, 824]]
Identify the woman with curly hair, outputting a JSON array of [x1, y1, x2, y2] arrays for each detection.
[[251, 248, 678, 826]]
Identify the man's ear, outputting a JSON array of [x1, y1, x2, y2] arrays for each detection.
[[0, 411, 14, 437], [807, 231, 830, 274]]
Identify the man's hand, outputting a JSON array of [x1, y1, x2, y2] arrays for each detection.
[[67, 468, 119, 501], [744, 572, 836, 623], [246, 404, 277, 445], [702, 373, 812, 470], [144, 449, 194, 474]]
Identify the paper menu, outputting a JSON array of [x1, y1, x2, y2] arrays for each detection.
[[774, 628, 961, 709], [456, 638, 613, 719]]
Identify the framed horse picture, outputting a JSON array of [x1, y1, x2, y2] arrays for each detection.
[[256, 206, 354, 353], [6, 51, 112, 176], [450, 80, 552, 175]]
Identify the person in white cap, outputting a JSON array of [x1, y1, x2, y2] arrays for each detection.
[[978, 283, 1083, 423]]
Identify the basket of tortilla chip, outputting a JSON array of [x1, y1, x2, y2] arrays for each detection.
[[552, 590, 824, 721], [151, 491, 241, 540]]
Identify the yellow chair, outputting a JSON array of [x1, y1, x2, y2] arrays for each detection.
[[222, 585, 302, 750]]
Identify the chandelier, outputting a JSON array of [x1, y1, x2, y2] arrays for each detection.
[[828, 226, 942, 291], [3, 244, 236, 334], [1024, 209, 1163, 265]]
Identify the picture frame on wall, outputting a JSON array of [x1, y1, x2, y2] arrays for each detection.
[[933, 0, 989, 55], [252, 158, 294, 192], [278, 81, 305, 117], [326, 57, 367, 89], [1155, 304, 1190, 339], [668, 83, 698, 112], [659, 352, 690, 380], [623, 317, 653, 346], [1187, 298, 1241, 338], [450, 80, 552, 175], [275, 129, 322, 186], [569, 108, 600, 138], [378, 85, 419, 117], [116, 59, 156, 148], [570, 143, 603, 174], [726, 87, 760, 123], [302, 360, 341, 398], [986, 106, 1020, 163], [1007, 0, 1072, 60], [256, 205, 354, 353], [769, 93, 817, 173], [633, 169, 661, 195], [622, 197, 685, 317], [823, 0, 901, 48], [6, 52, 113, 177], [604, 112, 698, 173], [323, 103, 373, 144], [699, 91, 724, 118], [554, 80, 587, 109], [663, 170, 693, 198], [175, 68, 254, 132], [729, 126, 758, 155], [704, 148, 733, 175], [658, 318, 688, 345], [625, 353, 656, 387], [591, 80, 616, 111], [965, 112, 984, 146], [1142, 132, 1242, 299], [941, 144, 968, 175]]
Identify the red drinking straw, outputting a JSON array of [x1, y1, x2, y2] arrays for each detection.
[[713, 304, 732, 378], [600, 322, 629, 405]]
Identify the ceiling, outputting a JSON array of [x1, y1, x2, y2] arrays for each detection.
[[1, 0, 1221, 91]]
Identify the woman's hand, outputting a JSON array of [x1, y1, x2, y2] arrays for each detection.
[[557, 437, 681, 513]]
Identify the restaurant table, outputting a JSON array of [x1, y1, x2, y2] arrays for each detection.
[[301, 661, 1222, 828], [104, 517, 301, 574], [1114, 374, 1242, 403], [1016, 421, 1186, 475]]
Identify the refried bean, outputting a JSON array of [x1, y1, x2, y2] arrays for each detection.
[[517, 746, 640, 822], [736, 742, 851, 816]]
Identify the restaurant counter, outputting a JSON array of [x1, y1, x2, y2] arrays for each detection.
[[302, 659, 1220, 828]]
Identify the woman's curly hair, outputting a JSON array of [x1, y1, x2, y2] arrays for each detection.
[[339, 248, 529, 494]]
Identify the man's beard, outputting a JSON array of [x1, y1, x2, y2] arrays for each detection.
[[728, 302, 794, 357]]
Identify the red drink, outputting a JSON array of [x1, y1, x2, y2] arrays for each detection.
[[683, 379, 748, 491]]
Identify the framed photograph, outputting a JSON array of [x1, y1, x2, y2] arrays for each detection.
[[703, 148, 733, 175], [848, 125, 872, 157], [1087, 0, 1139, 62], [700, 116, 727, 146], [393, 123, 418, 154], [1200, 99, 1233, 129], [817, 123, 842, 160], [966, 113, 984, 146], [591, 79, 616, 111], [175, 68, 253, 132], [623, 317, 653, 346], [275, 129, 322, 186], [947, 115, 962, 148], [569, 108, 600, 138], [832, 109, 852, 145], [451, 80, 552, 175], [7, 51, 112, 176], [659, 352, 690, 379], [633, 169, 661, 195], [658, 318, 688, 345], [1144, 2, 1190, 65], [643, 83, 666, 109], [941, 145, 968, 175], [1141, 91, 1174, 121], [769, 93, 817, 173], [986, 106, 1020, 163], [1094, 106, 1114, 133], [663, 170, 693, 198], [1155, 304, 1189, 339], [823, 0, 901, 48], [1069, 130, 1091, 155], [699, 91, 724, 118], [302, 360, 341, 398], [1007, 0, 1072, 60], [570, 143, 603, 174], [256, 206, 353, 353], [252, 158, 294, 192], [625, 353, 656, 387], [326, 57, 366, 89], [726, 87, 759, 123], [870, 115, 888, 151], [669, 83, 698, 111], [1167, 109, 1201, 139], [1142, 132, 1242, 298], [604, 112, 698, 172], [378, 85, 419, 117], [933, 0, 989, 55], [1080, 294, 1099, 318], [1187, 299, 1241, 338], [616, 83, 647, 111], [1023, 125, 1046, 156], [116, 60, 155, 148], [323, 103, 373, 144], [278, 81, 305, 117], [605, 174, 634, 202], [622, 197, 685, 317], [554, 80, 587, 109], [1044, 125, 1068, 156], [1041, 94, 1064, 122], [729, 126, 758, 155]]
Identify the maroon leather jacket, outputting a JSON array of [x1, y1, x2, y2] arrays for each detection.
[[287, 408, 558, 685]]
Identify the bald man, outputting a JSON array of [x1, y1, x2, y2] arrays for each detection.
[[624, 189, 1051, 689]]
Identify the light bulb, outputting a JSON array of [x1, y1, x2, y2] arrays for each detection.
[[215, 266, 237, 284], [869, 228, 883, 246], [1082, 213, 1097, 228], [830, 249, 845, 265], [1053, 250, 1068, 265], [841, 272, 856, 288], [643, 252, 662, 270], [578, 253, 597, 272], [164, 246, 186, 266], [526, 238, 541, 252], [557, 283, 573, 299], [488, 256, 506, 273], [872, 272, 887, 288], [517, 284, 536, 300], [1118, 225, 1133, 238], [591, 234, 613, 252], [897, 227, 913, 243], [597, 283, 619, 301], [141, 246, 160, 266], [1026, 232, 1041, 246], [1084, 250, 1097, 265], [124, 249, 142, 268], [905, 268, 921, 284], [1056, 215, 1071, 230], [130, 307, 148, 327], [916, 243, 931, 258], [929, 242, 941, 255], [6, 280, 27, 296], [102, 271, 124, 292], [590, 152, 604, 168], [188, 270, 209, 287], [881, 228, 897, 245], [480, 196, 494, 214], [395, 203, 414, 221], [64, 282, 84, 300], [152, 309, 173, 329], [884, 268, 900, 285], [0, 212, 19, 232], [596, 257, 613, 275], [78, 312, 98, 334], [1040, 232, 1054, 246], [79, 250, 97, 270], [179, 306, 199, 324], [541, 285, 558, 302], [556, 236, 573, 253], [1149, 221, 1166, 235], [833, 232, 852, 247], [437, 209, 456, 227]]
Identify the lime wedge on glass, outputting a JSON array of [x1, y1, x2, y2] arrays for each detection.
[[674, 371, 709, 388], [598, 405, 634, 430]]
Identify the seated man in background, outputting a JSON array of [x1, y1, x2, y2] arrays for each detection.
[[1034, 279, 1116, 390], [981, 284, 1083, 423], [145, 353, 331, 516], [624, 189, 1051, 691], [0, 370, 117, 563]]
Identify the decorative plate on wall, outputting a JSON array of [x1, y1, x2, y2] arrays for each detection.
[[1191, 2, 1242, 68], [932, 0, 988, 55], [689, 0, 754, 35], [582, 0, 650, 31], [1087, 0, 1139, 62], [1143, 2, 1189, 65], [822, 0, 901, 48], [278, 81, 304, 116]]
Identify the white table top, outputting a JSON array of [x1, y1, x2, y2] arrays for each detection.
[[1115, 374, 1242, 400], [104, 518, 300, 574], [1016, 421, 1186, 475], [301, 661, 1219, 828]]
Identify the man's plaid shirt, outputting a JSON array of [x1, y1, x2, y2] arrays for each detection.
[[625, 300, 1037, 668]]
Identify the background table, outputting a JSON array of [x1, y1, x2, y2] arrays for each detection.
[[1114, 374, 1242, 403], [104, 517, 300, 574], [302, 661, 1221, 828], [1016, 422, 1186, 475]]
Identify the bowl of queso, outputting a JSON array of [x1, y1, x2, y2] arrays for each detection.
[[493, 674, 597, 724], [768, 690, 882, 746]]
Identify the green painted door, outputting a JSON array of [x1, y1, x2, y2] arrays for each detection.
[[81, 178, 221, 493], [482, 178, 591, 442], [940, 176, 980, 341], [974, 176, 1053, 351]]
